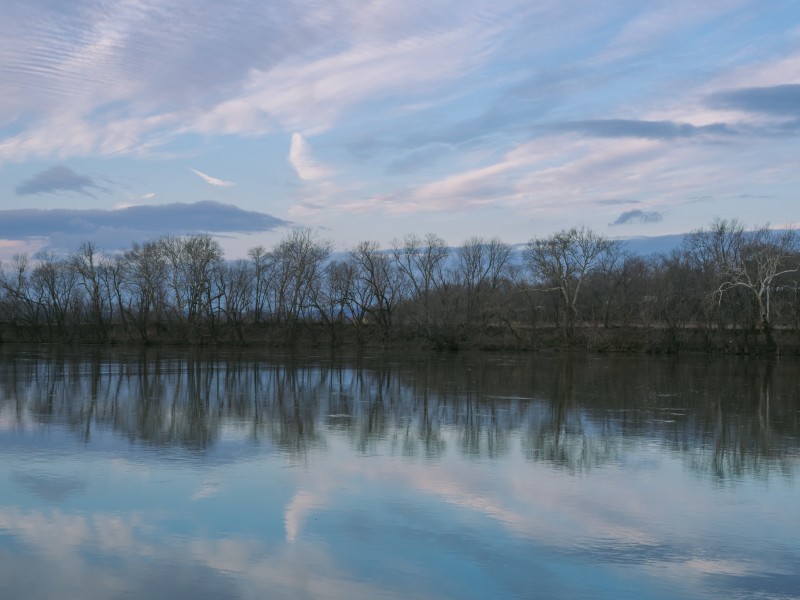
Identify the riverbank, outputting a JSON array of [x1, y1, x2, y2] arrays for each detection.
[[2, 321, 799, 355]]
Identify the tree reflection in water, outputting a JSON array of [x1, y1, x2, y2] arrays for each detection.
[[0, 347, 797, 480]]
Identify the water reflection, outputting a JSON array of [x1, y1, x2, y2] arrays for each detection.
[[1, 347, 797, 480], [1, 348, 799, 600]]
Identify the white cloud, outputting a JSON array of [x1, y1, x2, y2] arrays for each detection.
[[283, 490, 325, 543], [191, 481, 220, 501], [0, 1, 535, 161], [337, 126, 796, 226], [597, 0, 750, 64], [288, 133, 333, 181], [185, 21, 499, 136], [0, 0, 798, 243], [188, 167, 235, 187], [0, 111, 175, 162]]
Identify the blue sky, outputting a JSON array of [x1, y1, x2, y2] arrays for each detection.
[[1, 0, 799, 258]]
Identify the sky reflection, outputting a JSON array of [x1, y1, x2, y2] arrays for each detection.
[[0, 349, 798, 599]]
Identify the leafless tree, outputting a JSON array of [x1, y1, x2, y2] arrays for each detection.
[[524, 227, 614, 339], [247, 245, 274, 324], [71, 241, 108, 339], [159, 235, 188, 325], [714, 224, 797, 349], [158, 234, 223, 339], [0, 254, 46, 339], [683, 218, 746, 334], [182, 234, 224, 328], [269, 228, 332, 339], [592, 240, 630, 328], [123, 240, 168, 341], [98, 254, 128, 333], [215, 259, 253, 342], [308, 259, 362, 344], [391, 233, 449, 336], [31, 251, 77, 338], [454, 236, 513, 327], [350, 240, 405, 339]]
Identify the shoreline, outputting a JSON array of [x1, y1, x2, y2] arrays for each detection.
[[2, 322, 798, 356]]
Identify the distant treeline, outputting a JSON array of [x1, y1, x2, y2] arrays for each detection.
[[0, 219, 798, 353]]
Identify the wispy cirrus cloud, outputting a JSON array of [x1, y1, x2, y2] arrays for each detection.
[[188, 168, 234, 187], [288, 133, 333, 181], [15, 165, 107, 198], [557, 119, 734, 140], [0, 0, 798, 245], [0, 0, 570, 164], [348, 125, 790, 225], [386, 143, 453, 174]]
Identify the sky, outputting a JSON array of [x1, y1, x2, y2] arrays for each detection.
[[1, 0, 799, 259]]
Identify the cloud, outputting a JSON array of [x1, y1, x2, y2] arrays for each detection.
[[370, 157, 523, 214], [610, 209, 663, 226], [284, 490, 326, 543], [386, 143, 453, 174], [0, 505, 413, 600], [188, 168, 234, 187], [0, 0, 527, 162], [708, 84, 800, 117], [189, 6, 520, 137], [190, 481, 220, 502], [288, 133, 333, 181], [15, 166, 107, 198], [345, 66, 576, 162], [558, 120, 734, 140], [0, 0, 797, 243], [0, 201, 289, 248]]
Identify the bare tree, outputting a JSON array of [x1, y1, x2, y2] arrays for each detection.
[[524, 227, 614, 340], [71, 241, 108, 339], [247, 245, 273, 324], [98, 254, 128, 334], [683, 218, 746, 334], [454, 236, 512, 326], [391, 233, 449, 336], [159, 236, 188, 325], [158, 234, 223, 339], [123, 240, 168, 341], [182, 234, 224, 329], [269, 228, 332, 339], [31, 251, 77, 338], [350, 240, 405, 339], [215, 259, 253, 342], [593, 240, 631, 328], [0, 254, 46, 340], [309, 259, 364, 344], [715, 224, 797, 350]]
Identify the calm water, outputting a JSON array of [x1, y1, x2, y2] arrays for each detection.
[[0, 347, 798, 600]]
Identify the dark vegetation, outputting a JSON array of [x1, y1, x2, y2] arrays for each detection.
[[0, 219, 798, 354]]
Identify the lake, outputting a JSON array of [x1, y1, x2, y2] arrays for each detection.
[[0, 347, 798, 599]]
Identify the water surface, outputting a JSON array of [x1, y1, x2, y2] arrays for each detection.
[[1, 347, 798, 599]]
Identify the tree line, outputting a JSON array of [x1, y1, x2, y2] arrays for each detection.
[[0, 219, 798, 352]]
